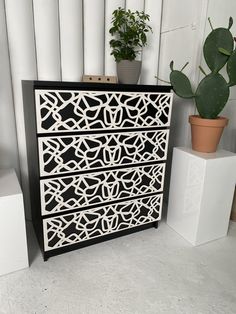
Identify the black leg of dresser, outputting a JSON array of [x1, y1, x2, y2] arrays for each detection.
[[153, 221, 158, 229], [43, 254, 49, 262]]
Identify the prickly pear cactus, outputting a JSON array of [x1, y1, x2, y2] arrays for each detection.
[[169, 17, 236, 119]]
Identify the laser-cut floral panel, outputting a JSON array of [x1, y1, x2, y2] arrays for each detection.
[[43, 195, 162, 251], [40, 163, 165, 215], [38, 131, 169, 176], [35, 90, 172, 133]]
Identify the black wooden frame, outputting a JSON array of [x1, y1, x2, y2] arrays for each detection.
[[22, 81, 171, 261]]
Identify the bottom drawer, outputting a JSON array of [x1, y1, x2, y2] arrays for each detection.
[[43, 194, 163, 251]]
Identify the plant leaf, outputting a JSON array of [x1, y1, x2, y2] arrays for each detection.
[[227, 49, 236, 86], [170, 70, 195, 98]]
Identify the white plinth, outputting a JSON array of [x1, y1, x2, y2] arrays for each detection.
[[167, 148, 236, 246], [0, 169, 28, 276]]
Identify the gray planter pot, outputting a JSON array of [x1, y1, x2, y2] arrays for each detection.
[[116, 60, 142, 84]]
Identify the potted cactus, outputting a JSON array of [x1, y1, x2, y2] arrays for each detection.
[[169, 17, 236, 152], [109, 7, 152, 84]]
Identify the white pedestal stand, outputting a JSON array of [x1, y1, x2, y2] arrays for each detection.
[[167, 148, 236, 246], [0, 169, 29, 276]]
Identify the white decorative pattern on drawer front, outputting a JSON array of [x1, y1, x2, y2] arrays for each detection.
[[38, 130, 169, 176], [35, 89, 173, 133], [40, 163, 165, 215], [43, 194, 163, 251]]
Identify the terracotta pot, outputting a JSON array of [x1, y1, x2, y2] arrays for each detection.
[[189, 115, 228, 153], [116, 60, 141, 84]]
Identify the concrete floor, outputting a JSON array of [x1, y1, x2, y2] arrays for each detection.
[[0, 221, 236, 314]]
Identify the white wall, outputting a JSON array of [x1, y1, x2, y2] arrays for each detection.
[[159, 0, 209, 150], [158, 0, 209, 202]]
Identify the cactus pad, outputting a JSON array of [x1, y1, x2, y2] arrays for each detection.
[[195, 73, 229, 118], [170, 70, 194, 98], [203, 27, 233, 73], [227, 49, 236, 86]]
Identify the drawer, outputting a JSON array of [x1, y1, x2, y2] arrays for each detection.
[[35, 89, 172, 133], [43, 194, 163, 251], [40, 163, 166, 215], [38, 130, 169, 176]]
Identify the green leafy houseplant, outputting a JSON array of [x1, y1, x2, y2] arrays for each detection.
[[109, 7, 152, 62], [109, 7, 152, 84], [169, 17, 236, 152]]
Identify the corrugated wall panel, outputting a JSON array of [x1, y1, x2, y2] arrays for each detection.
[[83, 0, 105, 75], [33, 0, 61, 80], [59, 0, 83, 81], [5, 0, 37, 217], [0, 0, 19, 175], [141, 0, 162, 84], [125, 0, 144, 11], [104, 0, 125, 76]]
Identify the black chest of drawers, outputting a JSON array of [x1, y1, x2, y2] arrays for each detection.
[[23, 81, 172, 260]]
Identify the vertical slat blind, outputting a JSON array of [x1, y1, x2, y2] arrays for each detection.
[[5, 0, 37, 215], [83, 0, 105, 74], [33, 0, 61, 80], [59, 0, 83, 81], [0, 0, 20, 175], [104, 0, 125, 75], [141, 0, 162, 84]]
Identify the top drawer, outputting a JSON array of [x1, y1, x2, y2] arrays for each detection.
[[35, 89, 173, 134]]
